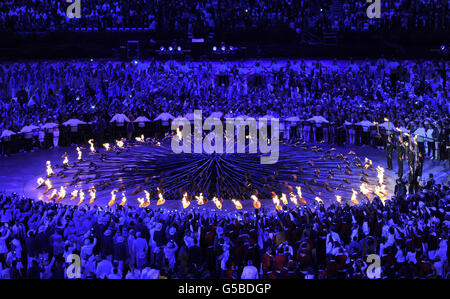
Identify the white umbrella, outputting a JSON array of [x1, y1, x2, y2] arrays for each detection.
[[235, 115, 250, 120], [398, 126, 410, 134], [134, 116, 151, 128], [0, 130, 16, 138], [110, 113, 131, 123], [154, 112, 175, 121], [133, 116, 151, 123], [209, 111, 223, 119], [379, 121, 395, 131], [183, 113, 195, 121], [355, 120, 374, 127], [261, 114, 276, 119], [285, 116, 301, 122], [63, 119, 87, 126], [19, 125, 40, 133], [307, 116, 329, 123], [224, 112, 235, 118], [413, 127, 426, 137], [63, 119, 87, 132], [41, 122, 59, 130]]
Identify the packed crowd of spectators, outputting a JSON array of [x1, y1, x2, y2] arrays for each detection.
[[340, 0, 448, 33], [0, 58, 448, 161], [0, 0, 447, 35], [0, 174, 448, 279]]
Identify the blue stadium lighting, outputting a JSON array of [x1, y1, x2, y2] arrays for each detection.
[[177, 46, 182, 52], [168, 46, 173, 51], [212, 46, 217, 51], [160, 46, 165, 51], [221, 46, 226, 51]]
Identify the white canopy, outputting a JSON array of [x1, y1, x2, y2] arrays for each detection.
[[183, 113, 195, 121], [20, 125, 40, 133], [110, 113, 131, 123], [307, 116, 329, 123], [261, 115, 277, 122], [209, 111, 224, 119], [1, 130, 16, 138], [41, 122, 59, 129], [63, 119, 87, 126], [285, 116, 301, 122], [380, 121, 395, 130], [355, 120, 374, 127], [398, 126, 410, 134], [154, 112, 175, 121], [414, 127, 427, 137], [133, 116, 151, 123]]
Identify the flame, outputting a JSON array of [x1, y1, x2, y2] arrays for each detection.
[[156, 142, 161, 146], [364, 158, 372, 169], [143, 190, 151, 207], [57, 186, 66, 201], [156, 188, 165, 205], [182, 192, 190, 209], [296, 186, 306, 204], [88, 139, 95, 153], [212, 197, 222, 210], [48, 189, 57, 201], [116, 140, 124, 149], [63, 155, 69, 166], [76, 147, 82, 160], [251, 194, 261, 209], [70, 189, 78, 200], [103, 143, 110, 151], [272, 192, 283, 211], [336, 195, 343, 205], [46, 161, 54, 177], [232, 199, 243, 210], [36, 177, 45, 188], [137, 197, 145, 207], [360, 183, 371, 197], [77, 190, 85, 206], [119, 192, 127, 206], [376, 166, 384, 185], [135, 135, 145, 142], [176, 128, 182, 140], [280, 193, 288, 205], [351, 189, 359, 205], [195, 193, 206, 205], [89, 186, 96, 204], [374, 184, 388, 205], [315, 196, 324, 205], [108, 189, 118, 206], [43, 179, 53, 194], [289, 192, 299, 206]]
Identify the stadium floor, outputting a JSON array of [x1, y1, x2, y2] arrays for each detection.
[[0, 143, 448, 211]]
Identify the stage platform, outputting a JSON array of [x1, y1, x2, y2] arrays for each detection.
[[0, 142, 448, 212]]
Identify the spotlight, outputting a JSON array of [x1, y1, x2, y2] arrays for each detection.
[[168, 46, 173, 52], [221, 46, 226, 51], [229, 46, 234, 51], [212, 46, 217, 52], [441, 45, 446, 51], [133, 60, 138, 65], [177, 46, 182, 52], [160, 46, 165, 51]]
